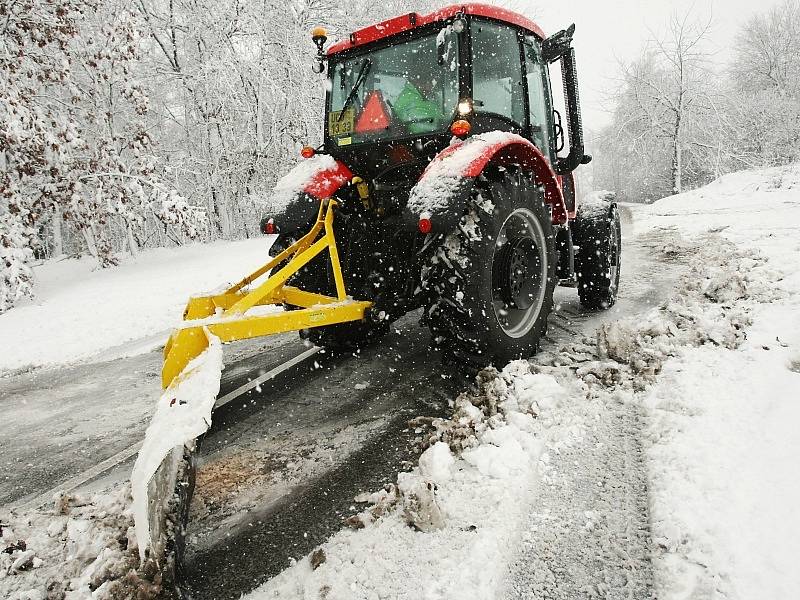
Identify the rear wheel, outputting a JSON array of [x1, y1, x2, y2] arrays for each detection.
[[423, 167, 556, 366], [573, 202, 622, 310]]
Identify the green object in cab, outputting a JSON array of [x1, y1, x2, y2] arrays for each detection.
[[393, 83, 446, 135]]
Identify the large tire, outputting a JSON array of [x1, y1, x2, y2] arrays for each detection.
[[423, 167, 557, 366], [573, 202, 622, 310]]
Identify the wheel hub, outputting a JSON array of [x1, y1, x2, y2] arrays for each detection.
[[490, 207, 549, 339], [494, 237, 540, 310]]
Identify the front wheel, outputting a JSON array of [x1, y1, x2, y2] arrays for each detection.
[[423, 167, 557, 366], [573, 201, 622, 310]]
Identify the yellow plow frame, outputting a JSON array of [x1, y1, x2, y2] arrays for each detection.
[[162, 199, 372, 388]]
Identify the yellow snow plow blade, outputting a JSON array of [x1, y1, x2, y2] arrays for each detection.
[[162, 198, 372, 389]]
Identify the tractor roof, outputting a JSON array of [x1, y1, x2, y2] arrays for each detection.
[[327, 3, 545, 55]]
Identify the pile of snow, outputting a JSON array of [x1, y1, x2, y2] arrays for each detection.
[[247, 363, 580, 600], [0, 237, 274, 373], [597, 234, 783, 377], [0, 485, 159, 600], [0, 332, 225, 600]]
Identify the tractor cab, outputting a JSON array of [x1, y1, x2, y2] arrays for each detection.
[[318, 6, 585, 187]]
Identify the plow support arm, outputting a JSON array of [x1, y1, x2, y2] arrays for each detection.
[[161, 198, 371, 387]]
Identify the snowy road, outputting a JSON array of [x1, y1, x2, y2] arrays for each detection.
[[0, 331, 304, 507], [2, 203, 695, 599]]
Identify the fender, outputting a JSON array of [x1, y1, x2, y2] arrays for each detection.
[[405, 132, 568, 233], [263, 155, 353, 234]]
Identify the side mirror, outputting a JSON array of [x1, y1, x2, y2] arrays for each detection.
[[542, 23, 575, 63]]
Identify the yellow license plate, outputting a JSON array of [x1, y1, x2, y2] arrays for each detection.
[[329, 109, 354, 137]]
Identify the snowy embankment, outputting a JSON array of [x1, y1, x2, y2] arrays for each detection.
[[0, 237, 275, 374], [635, 167, 800, 599]]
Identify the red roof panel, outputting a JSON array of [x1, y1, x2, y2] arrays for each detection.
[[327, 3, 546, 55]]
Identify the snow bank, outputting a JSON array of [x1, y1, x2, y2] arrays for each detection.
[[644, 312, 800, 599], [0, 327, 226, 599], [0, 237, 274, 373], [630, 164, 800, 599], [245, 364, 577, 600], [0, 485, 159, 600], [130, 329, 223, 560]]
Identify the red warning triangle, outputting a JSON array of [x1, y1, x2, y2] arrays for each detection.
[[355, 91, 390, 133]]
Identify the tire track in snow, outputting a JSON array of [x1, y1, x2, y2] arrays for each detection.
[[505, 400, 654, 600], [505, 212, 693, 600]]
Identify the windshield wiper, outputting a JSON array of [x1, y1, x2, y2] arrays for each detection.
[[338, 58, 372, 123]]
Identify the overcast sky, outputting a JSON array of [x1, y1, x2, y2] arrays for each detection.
[[528, 0, 784, 129]]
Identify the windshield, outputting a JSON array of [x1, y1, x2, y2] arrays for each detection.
[[328, 26, 460, 146]]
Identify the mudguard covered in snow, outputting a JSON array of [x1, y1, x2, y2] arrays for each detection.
[[262, 154, 353, 234], [404, 132, 568, 232]]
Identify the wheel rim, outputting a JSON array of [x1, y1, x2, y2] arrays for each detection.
[[491, 208, 548, 339]]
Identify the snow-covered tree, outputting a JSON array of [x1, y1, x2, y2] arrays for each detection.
[[594, 11, 731, 202], [1, 0, 86, 308], [727, 0, 800, 166], [0, 0, 208, 308]]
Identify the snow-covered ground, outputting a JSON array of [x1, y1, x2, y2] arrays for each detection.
[[636, 167, 800, 599], [0, 237, 275, 374], [1, 165, 799, 600]]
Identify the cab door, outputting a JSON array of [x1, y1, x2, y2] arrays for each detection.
[[522, 36, 554, 162]]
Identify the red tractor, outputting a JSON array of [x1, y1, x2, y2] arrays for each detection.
[[262, 4, 621, 365]]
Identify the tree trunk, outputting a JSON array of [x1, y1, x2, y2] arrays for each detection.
[[671, 98, 684, 195], [52, 205, 64, 257], [82, 226, 98, 259], [671, 138, 682, 195], [127, 223, 139, 259]]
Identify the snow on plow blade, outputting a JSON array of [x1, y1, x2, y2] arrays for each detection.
[[129, 198, 372, 587], [131, 328, 222, 574]]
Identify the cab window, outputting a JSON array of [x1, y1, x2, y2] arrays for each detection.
[[524, 37, 551, 158], [328, 27, 460, 145], [471, 20, 525, 128]]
